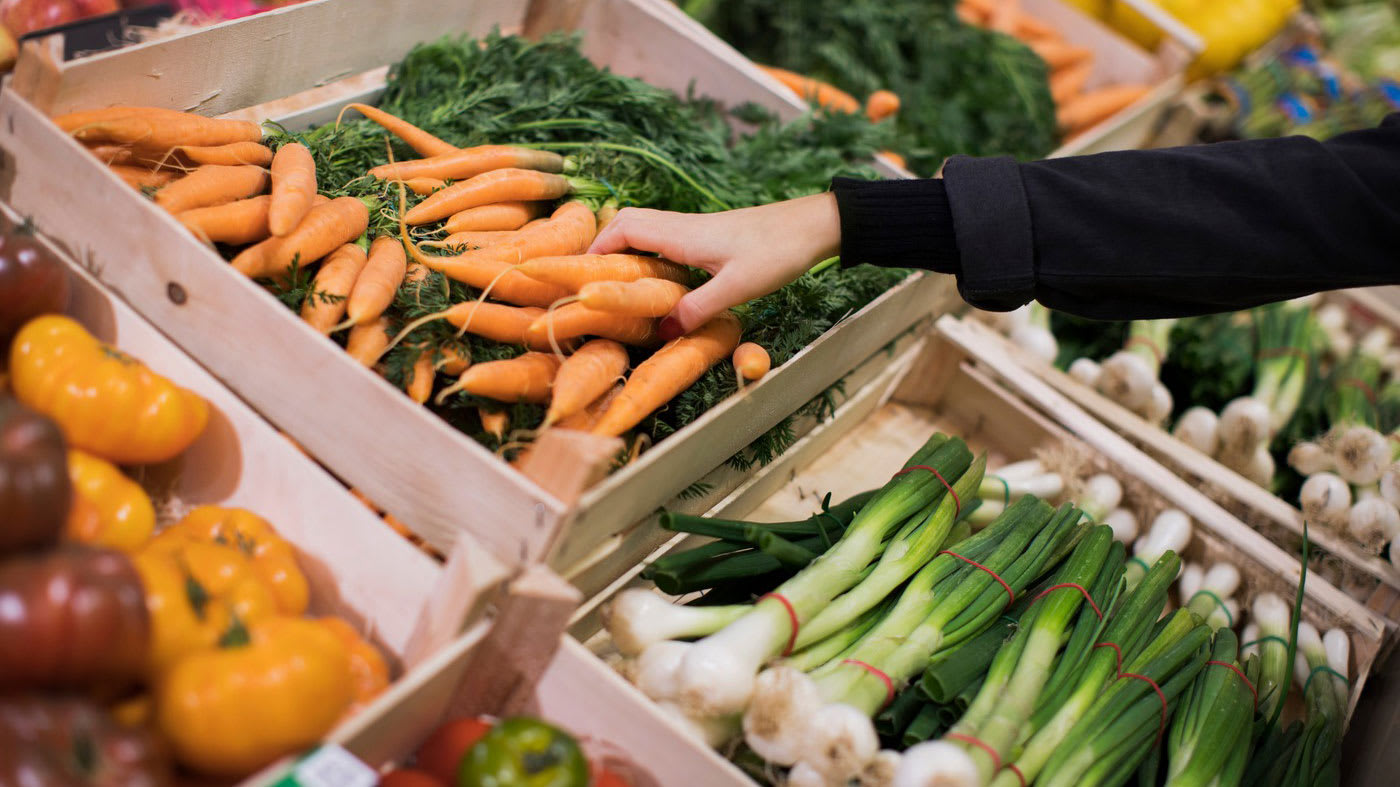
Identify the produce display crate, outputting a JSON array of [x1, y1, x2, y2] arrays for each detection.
[[573, 319, 1388, 777], [947, 295, 1400, 634], [1036, 0, 1201, 157], [18, 205, 767, 787], [0, 0, 950, 575]]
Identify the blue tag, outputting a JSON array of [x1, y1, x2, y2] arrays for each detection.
[[1279, 93, 1313, 123], [1382, 80, 1400, 109]]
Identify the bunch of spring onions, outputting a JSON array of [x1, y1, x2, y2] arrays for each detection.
[[1291, 345, 1400, 567], [1075, 320, 1177, 425]]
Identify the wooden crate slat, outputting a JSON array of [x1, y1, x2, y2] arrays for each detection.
[[18, 0, 525, 116]]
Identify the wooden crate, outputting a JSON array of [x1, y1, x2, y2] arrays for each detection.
[[23, 206, 752, 786], [947, 295, 1400, 632], [575, 324, 1387, 753], [0, 0, 948, 574]]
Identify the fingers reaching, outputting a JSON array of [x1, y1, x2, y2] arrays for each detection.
[[661, 274, 740, 340], [588, 207, 675, 257]]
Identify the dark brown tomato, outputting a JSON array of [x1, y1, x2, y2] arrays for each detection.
[[0, 395, 71, 553]]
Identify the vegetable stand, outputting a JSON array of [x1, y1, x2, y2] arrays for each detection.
[[0, 0, 951, 574], [570, 322, 1386, 783], [5, 206, 759, 785], [949, 299, 1400, 634]]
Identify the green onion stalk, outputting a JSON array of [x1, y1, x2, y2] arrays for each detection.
[[752, 499, 1082, 782], [1275, 623, 1350, 787], [1164, 629, 1261, 787], [928, 526, 1123, 785], [1219, 303, 1315, 485], [1127, 509, 1193, 589], [1098, 320, 1177, 417], [1034, 609, 1212, 787], [1240, 592, 1293, 721], [649, 434, 972, 720], [968, 462, 1064, 528], [1178, 562, 1243, 632], [983, 553, 1183, 787]]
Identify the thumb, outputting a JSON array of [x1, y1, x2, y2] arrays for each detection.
[[659, 275, 737, 341]]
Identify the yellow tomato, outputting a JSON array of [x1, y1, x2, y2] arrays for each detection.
[[65, 449, 155, 551], [8, 315, 208, 464], [318, 617, 390, 714], [1107, 0, 1163, 51], [152, 506, 309, 616], [155, 616, 353, 776], [134, 541, 278, 674]]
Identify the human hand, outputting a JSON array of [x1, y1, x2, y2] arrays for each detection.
[[586, 192, 841, 339]]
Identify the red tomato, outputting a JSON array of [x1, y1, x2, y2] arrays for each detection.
[[414, 717, 494, 784], [379, 768, 447, 787], [591, 761, 635, 787], [0, 0, 119, 37]]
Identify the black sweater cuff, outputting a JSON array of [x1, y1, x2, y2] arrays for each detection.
[[830, 177, 960, 273]]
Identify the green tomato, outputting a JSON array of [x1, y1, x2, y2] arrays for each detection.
[[457, 717, 590, 787]]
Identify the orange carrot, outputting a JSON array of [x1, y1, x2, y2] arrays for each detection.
[[178, 195, 271, 245], [346, 318, 391, 367], [438, 353, 562, 405], [405, 348, 435, 404], [70, 110, 262, 149], [386, 302, 552, 355], [526, 304, 657, 348], [444, 201, 543, 233], [232, 196, 369, 280], [591, 313, 743, 437], [409, 202, 594, 307], [757, 65, 861, 114], [733, 342, 772, 382], [1030, 39, 1092, 70], [554, 383, 623, 432], [596, 204, 620, 231], [422, 230, 520, 250], [110, 164, 178, 189], [1051, 60, 1093, 106], [339, 236, 408, 328], [544, 339, 629, 427], [153, 164, 267, 214], [87, 145, 144, 167], [55, 106, 164, 131], [175, 141, 274, 167], [515, 253, 689, 292], [404, 169, 573, 225], [301, 243, 369, 333], [436, 345, 471, 375], [269, 142, 317, 236], [1057, 85, 1150, 132], [577, 278, 690, 318], [402, 177, 445, 196], [479, 408, 510, 440], [342, 103, 457, 158], [369, 145, 565, 183], [879, 150, 908, 170], [1014, 12, 1060, 42], [865, 90, 901, 123], [989, 0, 1021, 34]]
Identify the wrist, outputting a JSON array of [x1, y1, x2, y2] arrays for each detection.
[[791, 191, 841, 262]]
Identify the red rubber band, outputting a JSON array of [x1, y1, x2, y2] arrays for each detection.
[[1124, 335, 1164, 365], [1032, 583, 1103, 620], [1341, 377, 1378, 405], [939, 550, 1014, 607], [1095, 641, 1124, 674], [760, 593, 799, 657], [1007, 763, 1027, 787], [895, 465, 961, 516], [1120, 672, 1169, 747], [1207, 660, 1259, 711], [946, 733, 1001, 773], [842, 659, 895, 709]]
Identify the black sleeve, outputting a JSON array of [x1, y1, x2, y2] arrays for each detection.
[[833, 113, 1400, 321]]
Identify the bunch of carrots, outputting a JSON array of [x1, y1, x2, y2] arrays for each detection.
[[754, 65, 906, 168], [59, 102, 774, 461], [958, 0, 1152, 140]]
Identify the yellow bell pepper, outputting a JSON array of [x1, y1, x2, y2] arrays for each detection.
[[134, 540, 279, 674], [1107, 0, 1163, 51], [154, 616, 353, 776], [152, 506, 309, 616], [8, 315, 208, 465], [65, 449, 155, 552]]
